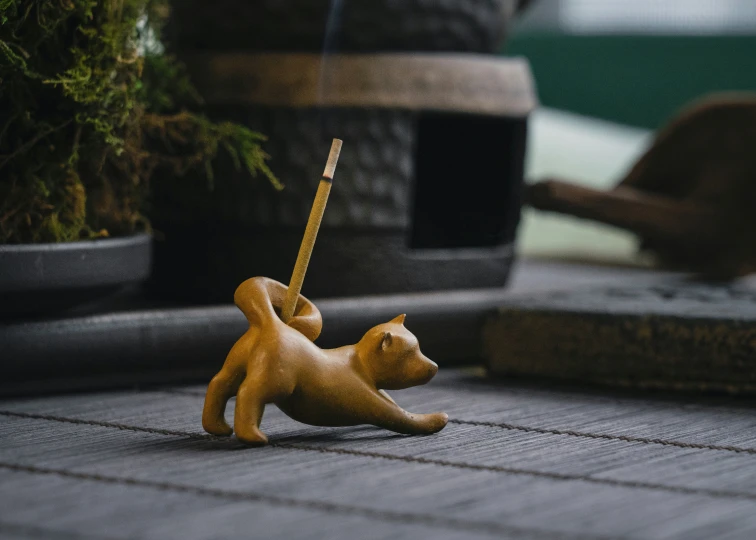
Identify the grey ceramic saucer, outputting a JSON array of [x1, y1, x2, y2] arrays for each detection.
[[0, 234, 152, 318]]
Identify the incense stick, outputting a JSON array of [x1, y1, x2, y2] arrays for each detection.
[[281, 138, 342, 323]]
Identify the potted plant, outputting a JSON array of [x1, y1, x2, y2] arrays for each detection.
[[0, 0, 279, 316]]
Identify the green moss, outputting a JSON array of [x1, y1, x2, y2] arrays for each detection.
[[0, 0, 279, 244]]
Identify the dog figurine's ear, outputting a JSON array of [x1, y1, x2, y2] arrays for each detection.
[[389, 314, 406, 325], [381, 331, 393, 351]]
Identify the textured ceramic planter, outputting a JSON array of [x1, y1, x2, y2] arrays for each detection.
[[155, 0, 537, 302], [150, 53, 536, 302]]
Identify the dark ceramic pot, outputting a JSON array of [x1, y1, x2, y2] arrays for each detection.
[[169, 0, 532, 54], [150, 105, 528, 302], [149, 54, 535, 303], [152, 2, 537, 303], [0, 234, 152, 318]]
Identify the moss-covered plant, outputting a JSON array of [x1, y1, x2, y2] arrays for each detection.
[[0, 0, 280, 244]]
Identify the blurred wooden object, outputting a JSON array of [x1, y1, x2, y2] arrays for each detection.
[[527, 94, 756, 278], [485, 280, 756, 394]]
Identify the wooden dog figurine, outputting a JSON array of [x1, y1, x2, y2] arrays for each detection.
[[202, 276, 449, 445]]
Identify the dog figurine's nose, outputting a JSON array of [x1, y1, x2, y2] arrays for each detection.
[[429, 361, 439, 377], [420, 357, 439, 384]]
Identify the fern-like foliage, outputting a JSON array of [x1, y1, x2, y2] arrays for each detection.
[[0, 0, 280, 244]]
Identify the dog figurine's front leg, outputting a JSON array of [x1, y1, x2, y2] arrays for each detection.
[[366, 390, 448, 435]]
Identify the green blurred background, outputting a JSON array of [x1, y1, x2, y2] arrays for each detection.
[[504, 0, 756, 129]]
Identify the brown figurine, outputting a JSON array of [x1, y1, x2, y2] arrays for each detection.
[[202, 276, 447, 445], [202, 139, 448, 445]]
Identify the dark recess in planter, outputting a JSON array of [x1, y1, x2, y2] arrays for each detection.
[[410, 111, 525, 250]]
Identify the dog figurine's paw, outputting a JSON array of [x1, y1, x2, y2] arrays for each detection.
[[235, 426, 269, 446], [419, 412, 449, 434], [202, 416, 233, 437]]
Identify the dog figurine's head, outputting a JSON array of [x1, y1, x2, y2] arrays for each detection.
[[355, 314, 439, 390]]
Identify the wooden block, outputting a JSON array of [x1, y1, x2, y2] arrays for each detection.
[[484, 281, 756, 393], [4, 369, 756, 539]]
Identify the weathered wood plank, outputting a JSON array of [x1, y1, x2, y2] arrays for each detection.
[[485, 281, 756, 393], [2, 417, 755, 540], [3, 369, 756, 539], [0, 468, 491, 540]]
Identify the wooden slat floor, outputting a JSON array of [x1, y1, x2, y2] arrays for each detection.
[[3, 367, 756, 540]]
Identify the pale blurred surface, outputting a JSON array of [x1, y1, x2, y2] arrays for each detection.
[[518, 107, 652, 265]]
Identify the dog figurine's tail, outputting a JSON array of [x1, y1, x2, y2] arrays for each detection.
[[233, 277, 323, 342]]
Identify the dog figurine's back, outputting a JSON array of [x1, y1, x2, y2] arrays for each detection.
[[202, 276, 448, 445]]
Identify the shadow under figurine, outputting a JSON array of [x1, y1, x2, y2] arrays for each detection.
[[202, 276, 448, 446]]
